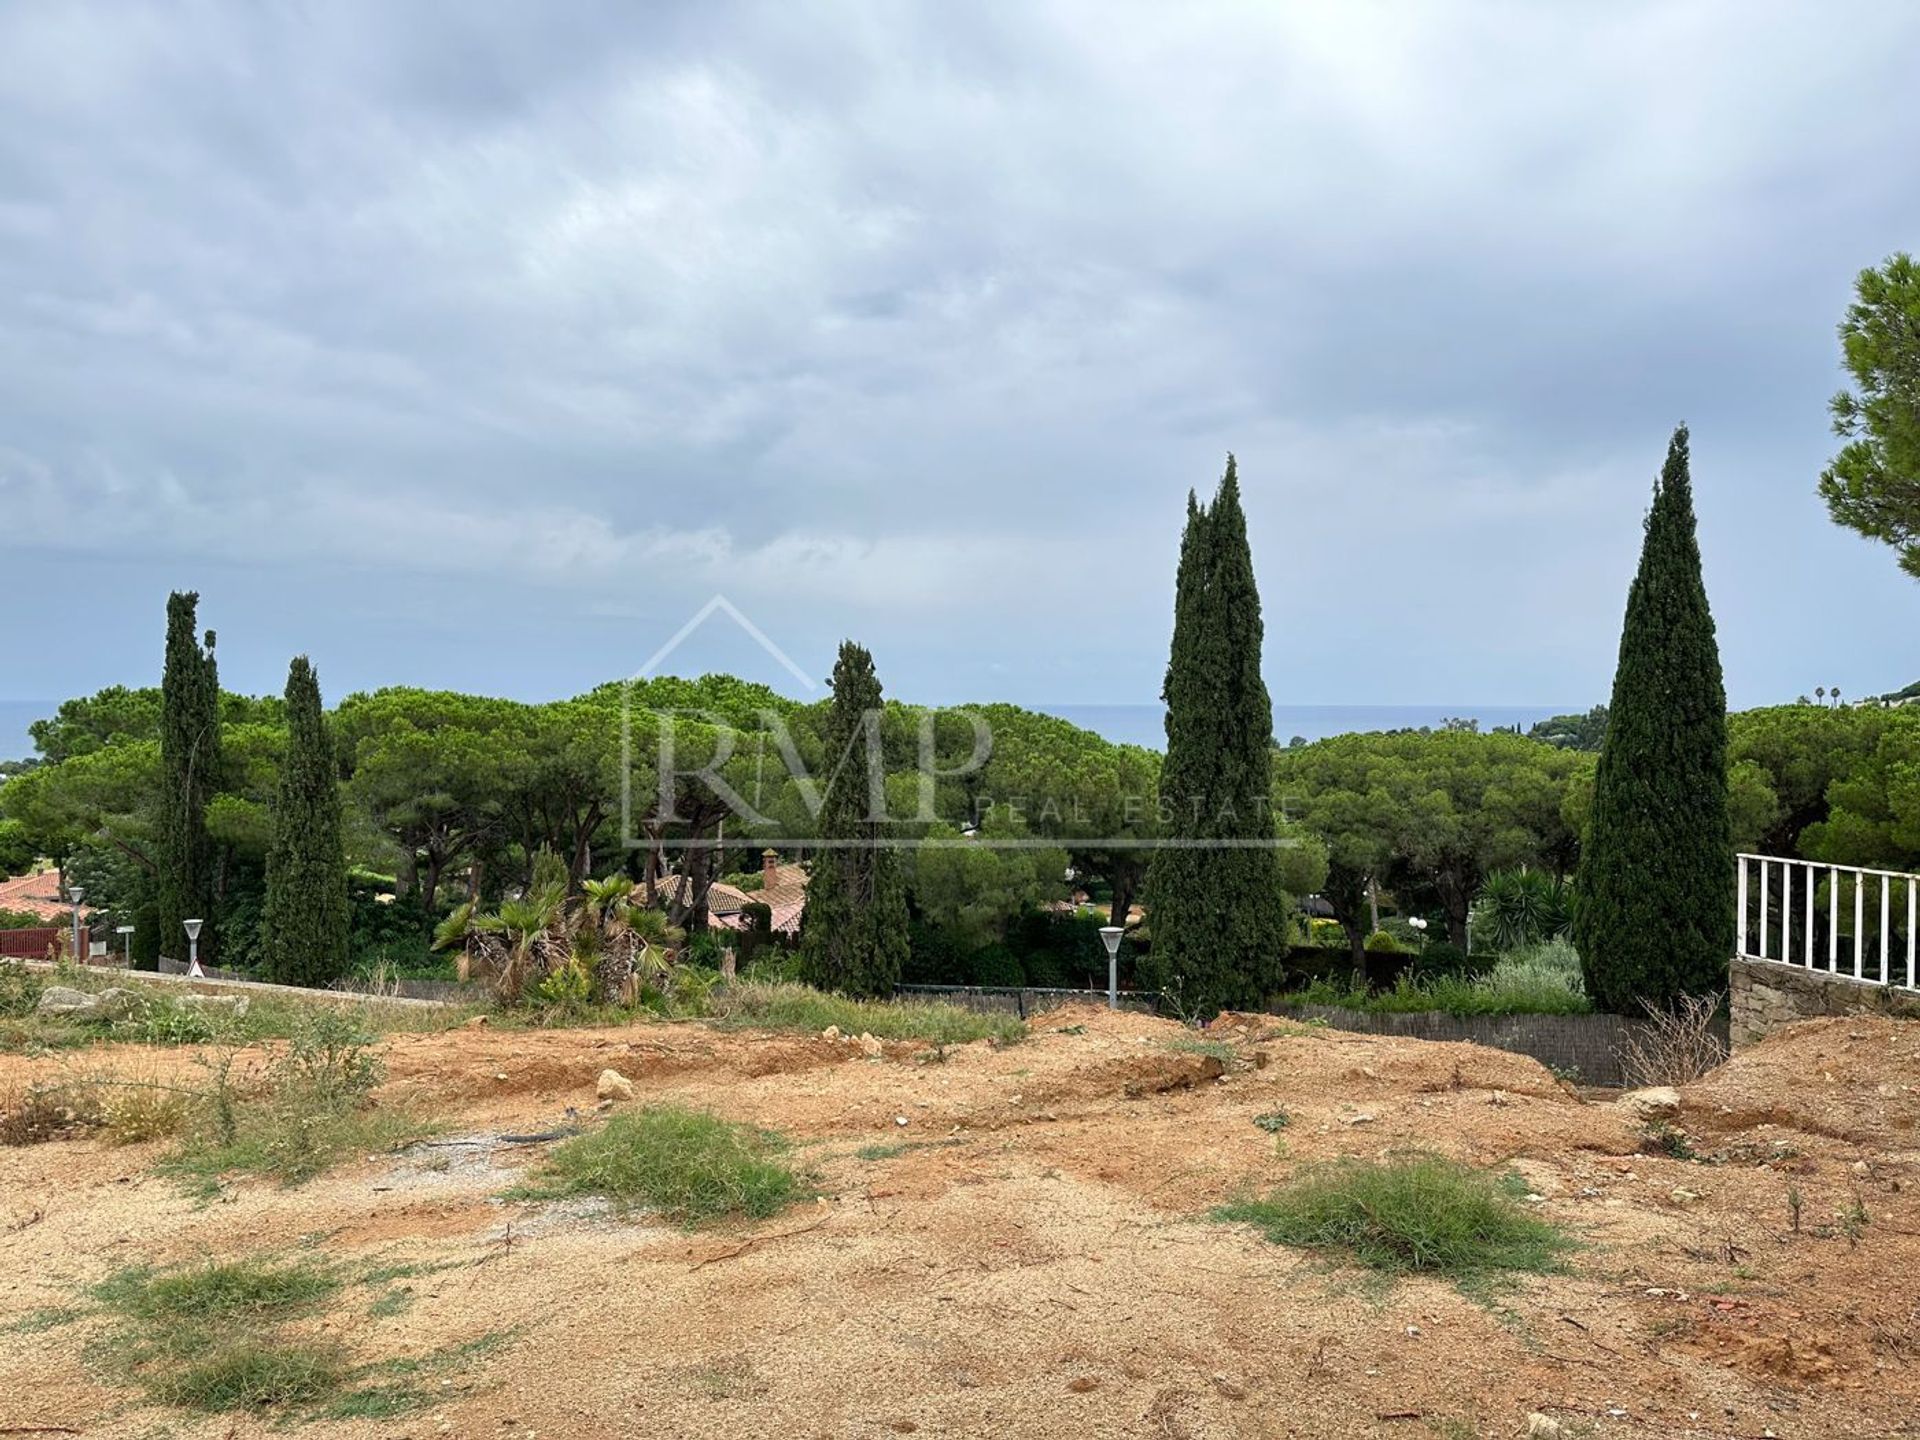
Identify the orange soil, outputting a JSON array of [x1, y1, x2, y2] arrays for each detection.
[[3, 1008, 1917, 1439]]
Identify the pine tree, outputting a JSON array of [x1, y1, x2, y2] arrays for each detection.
[[1575, 426, 1734, 1012], [796, 641, 910, 997], [263, 657, 350, 986], [1144, 456, 1290, 1015], [156, 592, 220, 970]]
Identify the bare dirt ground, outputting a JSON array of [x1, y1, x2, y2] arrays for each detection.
[[3, 1007, 1918, 1439]]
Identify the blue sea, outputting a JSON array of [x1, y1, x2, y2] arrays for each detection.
[[1041, 703, 1580, 751]]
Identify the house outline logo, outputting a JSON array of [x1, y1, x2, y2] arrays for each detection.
[[620, 593, 819, 849]]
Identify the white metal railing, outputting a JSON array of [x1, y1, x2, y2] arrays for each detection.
[[1737, 853, 1918, 991]]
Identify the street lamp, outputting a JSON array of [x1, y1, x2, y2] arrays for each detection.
[[183, 919, 204, 978], [1098, 925, 1124, 1011], [68, 885, 85, 966], [115, 924, 134, 968]]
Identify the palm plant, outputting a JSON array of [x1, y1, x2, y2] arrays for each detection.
[[1473, 869, 1572, 953]]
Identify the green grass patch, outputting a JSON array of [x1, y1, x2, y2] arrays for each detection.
[[519, 1104, 801, 1222], [6, 1305, 84, 1333], [1215, 1152, 1575, 1282], [91, 1260, 339, 1320], [856, 1142, 909, 1161], [150, 1337, 349, 1412], [707, 981, 1025, 1047], [368, 1287, 414, 1319], [1252, 1108, 1291, 1133], [82, 1255, 507, 1419]]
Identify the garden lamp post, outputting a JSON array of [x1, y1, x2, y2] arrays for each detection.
[[1098, 925, 1124, 1010], [68, 885, 85, 965], [184, 918, 204, 978], [116, 924, 134, 968]]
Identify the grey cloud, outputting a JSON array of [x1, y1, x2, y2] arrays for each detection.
[[2, 1, 1917, 727]]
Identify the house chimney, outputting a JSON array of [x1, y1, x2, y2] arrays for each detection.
[[761, 848, 780, 890]]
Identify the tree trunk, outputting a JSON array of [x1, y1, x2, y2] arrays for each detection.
[[1108, 873, 1135, 930], [421, 852, 443, 914], [1345, 918, 1367, 968]]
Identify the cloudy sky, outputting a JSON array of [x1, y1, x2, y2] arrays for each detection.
[[2, 1, 1917, 745]]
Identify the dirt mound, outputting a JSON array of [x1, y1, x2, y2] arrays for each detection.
[[1685, 1016, 1920, 1146]]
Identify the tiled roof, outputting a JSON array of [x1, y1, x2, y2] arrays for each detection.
[[0, 869, 88, 922], [652, 864, 809, 937]]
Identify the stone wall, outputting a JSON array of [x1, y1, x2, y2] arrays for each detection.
[[1729, 956, 1920, 1046]]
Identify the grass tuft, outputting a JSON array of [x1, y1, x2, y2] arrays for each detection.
[[1216, 1152, 1575, 1281], [707, 981, 1024, 1047], [149, 1338, 348, 1411], [525, 1104, 801, 1222], [93, 1260, 338, 1320]]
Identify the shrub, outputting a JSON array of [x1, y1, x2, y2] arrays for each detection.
[[1620, 992, 1727, 1086], [531, 1105, 800, 1222], [1473, 869, 1571, 951], [0, 1082, 103, 1145], [165, 1010, 422, 1187], [98, 1079, 193, 1145], [533, 958, 594, 1011], [1362, 930, 1403, 954], [1216, 1152, 1575, 1280], [1285, 939, 1588, 1018], [0, 959, 44, 1017]]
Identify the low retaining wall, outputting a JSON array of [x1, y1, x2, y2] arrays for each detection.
[[1728, 956, 1920, 1046], [31, 958, 479, 1008], [895, 984, 1163, 1019], [1266, 1004, 1714, 1088]]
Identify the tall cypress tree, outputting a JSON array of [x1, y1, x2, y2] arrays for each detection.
[[157, 592, 220, 969], [1575, 426, 1734, 1012], [263, 657, 350, 987], [796, 641, 910, 998], [1145, 456, 1290, 1015]]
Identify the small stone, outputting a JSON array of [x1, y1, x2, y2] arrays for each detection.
[[35, 985, 101, 1018], [1669, 1187, 1701, 1205], [1621, 1086, 1682, 1121], [1405, 1324, 1421, 1337], [1345, 1113, 1376, 1126], [821, 1025, 841, 1041], [465, 1014, 490, 1028], [858, 1032, 884, 1058], [1526, 1415, 1567, 1440], [1209, 1373, 1246, 1400], [596, 1069, 635, 1101], [894, 1115, 909, 1127]]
